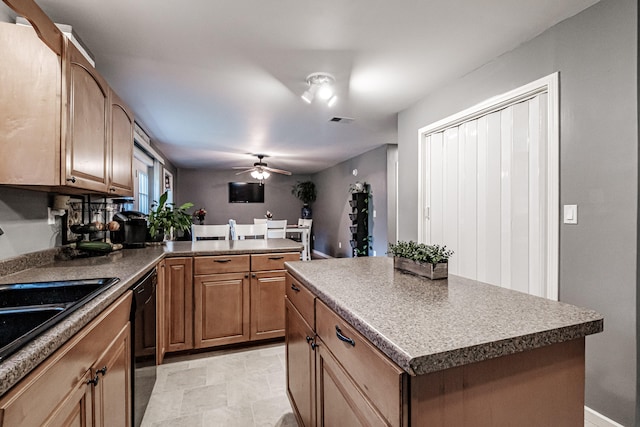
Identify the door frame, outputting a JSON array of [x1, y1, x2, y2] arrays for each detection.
[[417, 72, 559, 300]]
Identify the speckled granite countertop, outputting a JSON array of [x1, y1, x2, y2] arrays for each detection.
[[285, 257, 603, 376], [0, 239, 302, 397]]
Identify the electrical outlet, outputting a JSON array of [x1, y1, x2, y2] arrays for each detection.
[[338, 242, 342, 249], [373, 210, 376, 218]]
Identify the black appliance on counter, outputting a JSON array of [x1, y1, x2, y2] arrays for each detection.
[[131, 267, 157, 427], [112, 211, 147, 248]]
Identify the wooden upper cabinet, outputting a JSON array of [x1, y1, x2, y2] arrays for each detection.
[[64, 41, 110, 193], [0, 22, 134, 195], [0, 23, 61, 186], [108, 90, 134, 196]]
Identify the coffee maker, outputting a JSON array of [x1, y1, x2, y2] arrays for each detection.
[[111, 211, 147, 248]]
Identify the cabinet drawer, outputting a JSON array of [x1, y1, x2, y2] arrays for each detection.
[[285, 273, 315, 329], [252, 252, 300, 271], [315, 299, 406, 427], [194, 255, 250, 275]]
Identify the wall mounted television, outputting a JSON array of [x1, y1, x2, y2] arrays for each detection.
[[228, 182, 265, 203]]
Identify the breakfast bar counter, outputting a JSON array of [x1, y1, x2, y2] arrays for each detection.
[[0, 239, 303, 397]]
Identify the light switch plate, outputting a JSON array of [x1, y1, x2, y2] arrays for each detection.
[[563, 205, 578, 224]]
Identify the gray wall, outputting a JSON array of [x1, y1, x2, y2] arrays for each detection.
[[0, 3, 15, 23], [311, 145, 391, 258], [0, 188, 59, 260], [397, 0, 637, 424], [175, 169, 311, 226]]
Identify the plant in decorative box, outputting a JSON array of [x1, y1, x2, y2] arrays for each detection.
[[387, 241, 453, 280]]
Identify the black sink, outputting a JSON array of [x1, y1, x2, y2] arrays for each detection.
[[0, 277, 120, 362]]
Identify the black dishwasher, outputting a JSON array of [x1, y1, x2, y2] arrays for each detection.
[[131, 267, 157, 427]]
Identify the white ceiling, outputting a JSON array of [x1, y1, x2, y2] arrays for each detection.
[[20, 0, 598, 173]]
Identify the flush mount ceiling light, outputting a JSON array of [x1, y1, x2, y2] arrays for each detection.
[[301, 72, 337, 106]]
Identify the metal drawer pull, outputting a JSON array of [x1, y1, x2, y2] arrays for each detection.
[[306, 335, 313, 343], [214, 259, 231, 263], [268, 256, 284, 260], [97, 366, 108, 376], [290, 284, 300, 292], [335, 326, 355, 346], [311, 342, 319, 350]]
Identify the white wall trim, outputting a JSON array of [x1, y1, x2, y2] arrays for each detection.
[[585, 406, 625, 427], [312, 249, 333, 259], [417, 72, 559, 301]]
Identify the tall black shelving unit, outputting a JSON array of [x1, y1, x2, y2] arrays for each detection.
[[349, 189, 369, 257]]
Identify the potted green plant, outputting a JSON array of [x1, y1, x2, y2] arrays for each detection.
[[387, 240, 453, 280], [147, 191, 194, 241], [291, 181, 317, 219]]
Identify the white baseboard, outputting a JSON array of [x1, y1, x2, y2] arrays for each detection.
[[585, 406, 625, 427], [311, 249, 333, 259]]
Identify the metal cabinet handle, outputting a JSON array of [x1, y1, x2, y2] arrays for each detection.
[[214, 259, 231, 263], [96, 366, 108, 376], [268, 256, 284, 260], [335, 326, 355, 347], [66, 176, 77, 183], [290, 284, 300, 292], [245, 274, 249, 278], [109, 187, 116, 192], [252, 273, 256, 278], [87, 375, 100, 386], [310, 342, 319, 350], [306, 335, 313, 343]]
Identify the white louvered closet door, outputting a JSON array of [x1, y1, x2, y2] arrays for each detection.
[[425, 94, 548, 297]]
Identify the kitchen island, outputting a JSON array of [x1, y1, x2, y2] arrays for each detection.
[[284, 257, 603, 426]]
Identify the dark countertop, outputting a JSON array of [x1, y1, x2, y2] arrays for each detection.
[[285, 257, 604, 376], [0, 239, 303, 396]]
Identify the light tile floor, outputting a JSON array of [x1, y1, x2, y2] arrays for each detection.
[[142, 342, 595, 427], [141, 342, 298, 427]]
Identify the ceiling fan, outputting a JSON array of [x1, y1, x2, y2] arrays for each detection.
[[232, 154, 292, 180]]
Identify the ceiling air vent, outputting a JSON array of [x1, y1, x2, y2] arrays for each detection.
[[329, 117, 355, 124]]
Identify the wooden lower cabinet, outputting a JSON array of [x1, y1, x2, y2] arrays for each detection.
[[43, 369, 93, 427], [164, 257, 193, 352], [157, 260, 166, 365], [0, 291, 132, 427], [286, 274, 406, 427], [93, 324, 131, 427], [316, 342, 389, 427], [285, 299, 315, 427], [194, 272, 250, 348], [251, 271, 287, 340]]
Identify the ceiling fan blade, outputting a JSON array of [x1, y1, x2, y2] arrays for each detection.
[[263, 166, 292, 175], [232, 166, 254, 170], [235, 169, 255, 175]]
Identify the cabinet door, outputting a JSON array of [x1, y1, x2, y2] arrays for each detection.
[[285, 298, 315, 427], [157, 260, 166, 365], [316, 342, 388, 427], [250, 271, 286, 340], [164, 257, 194, 352], [194, 272, 250, 348], [108, 90, 134, 196], [93, 323, 131, 427], [0, 23, 61, 186], [64, 40, 109, 193], [42, 369, 94, 427]]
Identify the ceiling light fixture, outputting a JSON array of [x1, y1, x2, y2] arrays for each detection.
[[301, 72, 337, 106], [251, 169, 270, 180]]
